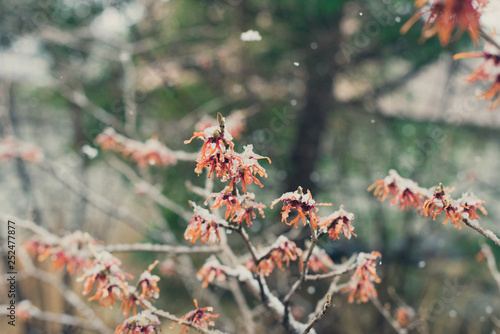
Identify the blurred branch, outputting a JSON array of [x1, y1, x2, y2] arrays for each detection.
[[481, 244, 500, 292], [18, 249, 113, 334], [305, 254, 357, 281], [103, 243, 222, 254], [371, 297, 408, 334], [464, 219, 500, 248], [0, 302, 96, 330], [37, 160, 151, 233]]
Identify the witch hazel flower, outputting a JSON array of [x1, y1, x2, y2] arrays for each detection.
[[400, 0, 488, 46], [88, 276, 126, 308], [456, 191, 488, 220], [115, 310, 161, 334], [342, 251, 382, 303], [171, 299, 219, 334], [246, 236, 302, 276], [185, 113, 238, 180], [271, 186, 332, 230], [233, 192, 266, 226], [197, 256, 227, 288], [229, 144, 271, 194], [78, 251, 132, 303], [138, 261, 161, 300], [120, 286, 145, 317], [206, 186, 242, 221], [184, 203, 224, 244], [368, 169, 431, 211], [24, 230, 95, 275], [95, 128, 177, 169], [318, 205, 357, 240]]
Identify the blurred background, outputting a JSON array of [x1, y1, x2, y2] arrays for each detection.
[[1, 0, 500, 333]]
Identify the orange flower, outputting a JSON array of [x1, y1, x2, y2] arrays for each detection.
[[228, 145, 271, 193], [78, 251, 132, 298], [115, 310, 161, 334], [120, 291, 145, 317], [453, 51, 500, 110], [343, 251, 382, 303], [184, 204, 222, 245], [207, 186, 242, 221], [478, 75, 500, 110], [138, 261, 160, 300], [423, 184, 465, 228], [318, 206, 357, 240], [457, 191, 488, 220], [185, 113, 236, 181], [368, 170, 428, 211], [172, 299, 219, 334], [233, 193, 266, 226], [88, 278, 125, 308], [400, 0, 488, 46], [271, 187, 332, 230], [247, 236, 302, 276], [197, 258, 227, 288]]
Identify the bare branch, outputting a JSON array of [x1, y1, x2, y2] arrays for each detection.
[[481, 244, 500, 292], [464, 219, 500, 248], [371, 297, 407, 334], [305, 254, 358, 281], [103, 243, 222, 254], [302, 294, 332, 334]]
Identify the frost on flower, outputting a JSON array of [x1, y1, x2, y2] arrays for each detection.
[[78, 251, 132, 306], [246, 236, 302, 276], [240, 29, 262, 42], [95, 128, 177, 169], [184, 203, 223, 244], [229, 144, 271, 194], [24, 230, 95, 275], [342, 251, 381, 303], [305, 244, 334, 273], [368, 170, 430, 211], [271, 186, 332, 230], [115, 310, 161, 334], [138, 261, 161, 300], [197, 256, 226, 288], [171, 299, 219, 334], [318, 205, 356, 240]]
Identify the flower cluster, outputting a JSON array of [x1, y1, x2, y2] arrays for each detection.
[[115, 310, 161, 334], [171, 299, 219, 334], [319, 206, 356, 240], [95, 127, 177, 169], [79, 251, 132, 308], [453, 49, 500, 110], [23, 231, 95, 275], [184, 203, 223, 244], [246, 236, 302, 276], [271, 186, 332, 230], [342, 251, 382, 303], [208, 187, 265, 227], [368, 170, 487, 229], [185, 113, 270, 192], [0, 136, 44, 163], [400, 0, 488, 46]]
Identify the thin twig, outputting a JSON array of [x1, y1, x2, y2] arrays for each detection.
[[302, 294, 332, 334], [305, 254, 358, 281], [371, 297, 407, 334], [481, 244, 500, 292], [463, 218, 500, 248], [479, 27, 500, 52], [18, 249, 113, 334], [283, 225, 318, 304]]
